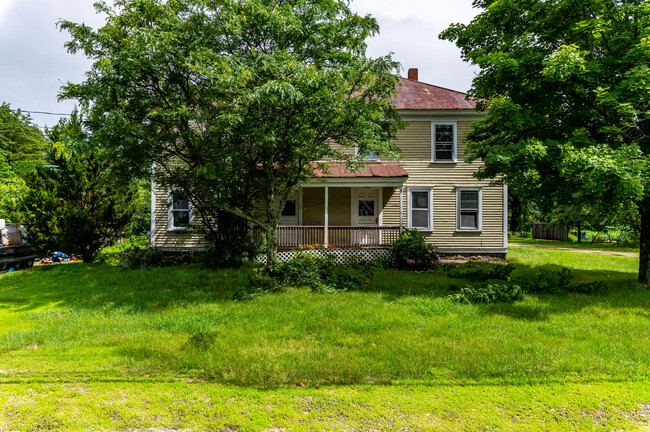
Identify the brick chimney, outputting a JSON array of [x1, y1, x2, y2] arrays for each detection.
[[408, 68, 419, 81]]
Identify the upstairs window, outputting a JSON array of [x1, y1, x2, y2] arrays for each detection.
[[432, 123, 457, 162], [168, 190, 192, 231], [355, 145, 380, 161], [457, 188, 481, 231]]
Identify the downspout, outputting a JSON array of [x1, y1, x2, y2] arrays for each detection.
[[150, 162, 156, 247], [399, 185, 404, 234]]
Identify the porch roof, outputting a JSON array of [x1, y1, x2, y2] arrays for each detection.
[[312, 164, 408, 179]]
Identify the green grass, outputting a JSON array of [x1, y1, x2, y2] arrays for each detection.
[[0, 249, 649, 430], [510, 237, 640, 253]]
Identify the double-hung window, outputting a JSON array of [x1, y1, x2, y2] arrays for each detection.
[[431, 122, 457, 162], [456, 188, 481, 231], [408, 187, 433, 231], [168, 190, 192, 231]]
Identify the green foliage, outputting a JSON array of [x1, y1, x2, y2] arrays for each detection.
[[571, 281, 610, 295], [19, 112, 136, 262], [197, 211, 263, 269], [517, 268, 573, 295], [59, 0, 404, 268], [446, 263, 515, 282], [449, 282, 523, 304], [125, 180, 151, 237], [117, 244, 167, 270], [96, 235, 150, 266], [0, 103, 47, 222], [388, 229, 439, 270], [440, 0, 650, 281], [0, 102, 47, 165], [248, 252, 373, 295]]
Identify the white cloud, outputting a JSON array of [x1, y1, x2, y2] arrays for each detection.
[[350, 0, 480, 92], [0, 0, 19, 25], [0, 0, 481, 128]]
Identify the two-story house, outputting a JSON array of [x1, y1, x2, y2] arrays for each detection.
[[151, 69, 508, 258]]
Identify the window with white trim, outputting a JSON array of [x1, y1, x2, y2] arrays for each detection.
[[431, 122, 457, 162], [408, 187, 433, 231], [168, 190, 192, 231], [457, 188, 481, 231], [281, 200, 296, 217], [354, 144, 380, 161]]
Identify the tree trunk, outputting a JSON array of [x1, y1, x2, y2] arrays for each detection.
[[509, 194, 522, 232], [265, 192, 280, 272], [265, 224, 278, 271], [638, 202, 650, 284], [577, 223, 582, 243], [82, 248, 93, 263]]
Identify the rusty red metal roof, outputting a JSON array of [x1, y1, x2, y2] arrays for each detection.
[[392, 77, 477, 110], [313, 164, 408, 178]]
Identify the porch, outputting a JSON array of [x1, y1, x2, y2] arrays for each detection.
[[276, 225, 401, 249]]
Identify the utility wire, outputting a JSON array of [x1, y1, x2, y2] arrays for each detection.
[[0, 107, 72, 116]]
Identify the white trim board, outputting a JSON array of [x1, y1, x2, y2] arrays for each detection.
[[301, 180, 406, 188], [503, 184, 509, 249], [431, 121, 458, 163], [150, 163, 156, 247], [436, 248, 508, 254], [407, 186, 434, 231], [456, 187, 483, 232]]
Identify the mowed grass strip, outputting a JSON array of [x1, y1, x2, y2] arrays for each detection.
[[0, 248, 648, 430], [1, 381, 649, 431]]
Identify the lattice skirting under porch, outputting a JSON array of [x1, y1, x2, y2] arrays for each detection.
[[257, 248, 390, 264]]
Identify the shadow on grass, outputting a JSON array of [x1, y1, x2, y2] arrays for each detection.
[[0, 263, 249, 313], [0, 258, 647, 323], [356, 262, 648, 322]]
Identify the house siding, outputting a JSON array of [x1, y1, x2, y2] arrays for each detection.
[[152, 116, 506, 253], [380, 120, 504, 249], [152, 181, 203, 250]]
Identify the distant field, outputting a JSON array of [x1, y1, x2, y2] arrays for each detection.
[[0, 248, 648, 431]]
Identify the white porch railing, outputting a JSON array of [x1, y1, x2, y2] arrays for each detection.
[[271, 226, 400, 249]]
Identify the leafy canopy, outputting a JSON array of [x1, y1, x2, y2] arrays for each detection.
[[441, 0, 650, 281], [20, 112, 136, 262], [441, 0, 649, 208], [59, 0, 403, 267], [0, 103, 47, 222]]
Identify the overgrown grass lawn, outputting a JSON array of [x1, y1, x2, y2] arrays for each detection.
[[0, 248, 649, 430]]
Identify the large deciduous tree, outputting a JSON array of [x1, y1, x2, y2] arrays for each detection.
[[441, 0, 650, 282], [58, 0, 403, 268]]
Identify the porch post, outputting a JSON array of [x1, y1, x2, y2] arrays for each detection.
[[399, 185, 404, 233], [324, 186, 329, 244]]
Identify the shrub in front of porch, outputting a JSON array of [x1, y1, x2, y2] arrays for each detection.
[[250, 250, 373, 294], [388, 229, 439, 271]]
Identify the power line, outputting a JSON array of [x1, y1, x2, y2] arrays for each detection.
[[0, 107, 72, 116]]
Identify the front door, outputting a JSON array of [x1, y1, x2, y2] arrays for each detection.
[[352, 188, 380, 226]]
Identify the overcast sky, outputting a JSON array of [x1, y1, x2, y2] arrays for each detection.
[[0, 0, 479, 129]]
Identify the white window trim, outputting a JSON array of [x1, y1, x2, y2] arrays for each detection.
[[167, 188, 193, 232], [407, 186, 434, 231], [279, 192, 301, 226], [456, 187, 482, 232], [354, 144, 380, 162], [431, 121, 458, 163]]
